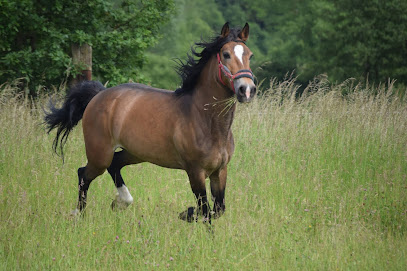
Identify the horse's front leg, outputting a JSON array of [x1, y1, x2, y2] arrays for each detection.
[[209, 167, 227, 219], [179, 169, 211, 223]]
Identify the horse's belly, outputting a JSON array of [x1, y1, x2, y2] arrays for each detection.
[[118, 126, 184, 169], [111, 90, 184, 169], [132, 144, 183, 169]]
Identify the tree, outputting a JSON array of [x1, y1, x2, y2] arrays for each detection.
[[215, 0, 407, 88], [309, 0, 407, 84], [0, 0, 174, 95], [143, 0, 225, 90]]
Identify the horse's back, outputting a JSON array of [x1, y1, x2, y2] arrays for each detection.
[[82, 83, 184, 168]]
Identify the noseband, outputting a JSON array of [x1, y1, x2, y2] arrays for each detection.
[[217, 53, 254, 93]]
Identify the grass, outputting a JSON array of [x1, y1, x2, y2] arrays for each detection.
[[1, 77, 406, 270]]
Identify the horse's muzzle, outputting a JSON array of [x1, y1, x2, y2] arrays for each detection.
[[235, 79, 256, 103]]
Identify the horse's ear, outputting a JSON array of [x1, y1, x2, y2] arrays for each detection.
[[238, 23, 250, 41], [221, 22, 230, 38]]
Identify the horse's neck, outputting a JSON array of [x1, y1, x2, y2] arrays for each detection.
[[190, 58, 236, 138], [190, 93, 236, 141], [209, 102, 236, 138]]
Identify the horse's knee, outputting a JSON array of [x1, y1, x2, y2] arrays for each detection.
[[77, 167, 89, 191]]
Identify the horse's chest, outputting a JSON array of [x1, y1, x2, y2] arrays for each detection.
[[175, 120, 234, 171], [202, 145, 229, 170], [198, 134, 235, 173]]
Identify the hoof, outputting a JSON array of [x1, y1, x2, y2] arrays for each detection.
[[111, 195, 132, 211], [179, 207, 196, 223], [212, 210, 224, 219], [179, 207, 212, 224], [70, 208, 81, 219]]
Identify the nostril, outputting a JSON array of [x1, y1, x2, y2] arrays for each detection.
[[251, 86, 257, 94], [238, 85, 246, 95]]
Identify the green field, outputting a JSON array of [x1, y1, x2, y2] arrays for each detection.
[[1, 78, 406, 270]]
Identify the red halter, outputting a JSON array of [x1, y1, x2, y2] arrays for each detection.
[[217, 53, 254, 93]]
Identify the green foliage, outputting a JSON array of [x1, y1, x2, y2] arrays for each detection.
[[2, 0, 406, 93], [309, 0, 407, 83], [144, 0, 407, 90], [0, 0, 174, 94], [143, 0, 225, 89], [248, 0, 407, 86]]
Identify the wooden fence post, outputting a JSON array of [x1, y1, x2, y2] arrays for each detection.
[[71, 43, 92, 85]]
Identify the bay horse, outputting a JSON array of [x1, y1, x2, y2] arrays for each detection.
[[44, 22, 256, 222]]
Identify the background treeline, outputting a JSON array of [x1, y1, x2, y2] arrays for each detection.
[[1, 0, 407, 94], [145, 0, 407, 90]]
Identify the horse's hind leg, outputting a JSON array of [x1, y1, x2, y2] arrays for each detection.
[[209, 167, 227, 219], [72, 163, 107, 216], [71, 137, 115, 216], [107, 150, 141, 210]]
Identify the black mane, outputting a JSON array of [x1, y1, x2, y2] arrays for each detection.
[[174, 26, 245, 96]]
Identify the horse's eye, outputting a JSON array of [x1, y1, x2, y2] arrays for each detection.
[[223, 52, 231, 59]]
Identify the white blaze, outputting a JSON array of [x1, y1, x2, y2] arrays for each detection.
[[234, 45, 244, 65], [245, 86, 251, 99]]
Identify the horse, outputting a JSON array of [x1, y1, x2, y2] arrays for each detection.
[[44, 22, 256, 222]]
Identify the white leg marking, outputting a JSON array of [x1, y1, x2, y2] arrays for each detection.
[[117, 185, 134, 205], [234, 45, 244, 65]]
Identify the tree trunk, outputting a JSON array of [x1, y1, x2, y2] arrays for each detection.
[[71, 43, 92, 85]]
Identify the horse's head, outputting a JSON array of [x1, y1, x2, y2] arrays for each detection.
[[217, 22, 256, 103]]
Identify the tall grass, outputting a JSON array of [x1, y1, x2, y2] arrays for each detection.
[[1, 77, 406, 270]]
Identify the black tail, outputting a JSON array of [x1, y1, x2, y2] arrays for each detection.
[[44, 81, 106, 159]]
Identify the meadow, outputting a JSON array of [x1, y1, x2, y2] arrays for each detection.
[[1, 77, 406, 270]]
